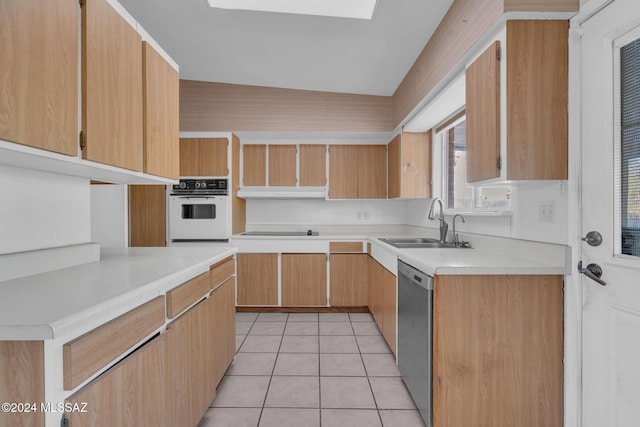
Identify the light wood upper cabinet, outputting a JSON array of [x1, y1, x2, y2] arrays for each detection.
[[506, 20, 568, 180], [300, 145, 327, 186], [329, 145, 386, 199], [232, 134, 247, 234], [466, 41, 501, 182], [143, 42, 179, 179], [0, 0, 78, 156], [269, 145, 297, 186], [388, 132, 431, 199], [465, 20, 568, 183], [433, 274, 563, 427], [82, 0, 143, 171], [281, 254, 327, 306], [242, 144, 267, 186], [180, 138, 228, 177]]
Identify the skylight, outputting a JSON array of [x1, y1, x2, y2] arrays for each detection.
[[207, 0, 378, 20]]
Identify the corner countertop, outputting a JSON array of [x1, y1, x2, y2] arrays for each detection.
[[0, 246, 237, 341], [233, 225, 571, 277]]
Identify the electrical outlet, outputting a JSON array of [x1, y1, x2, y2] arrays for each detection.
[[539, 201, 556, 223], [356, 211, 362, 220], [362, 211, 369, 220]]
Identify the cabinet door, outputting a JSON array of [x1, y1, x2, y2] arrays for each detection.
[[236, 254, 278, 305], [282, 254, 327, 306], [231, 134, 247, 234], [329, 145, 359, 199], [0, 0, 78, 156], [243, 145, 267, 186], [358, 145, 387, 199], [506, 20, 568, 180], [387, 135, 401, 199], [433, 275, 563, 427], [381, 269, 397, 355], [82, 0, 143, 171], [330, 254, 368, 307], [466, 41, 500, 182], [66, 334, 170, 427], [167, 300, 211, 427], [268, 145, 297, 186], [142, 42, 179, 179], [180, 138, 200, 176], [300, 145, 326, 186], [211, 278, 236, 385], [198, 138, 229, 176], [128, 185, 166, 247], [400, 132, 431, 198], [367, 257, 384, 332]]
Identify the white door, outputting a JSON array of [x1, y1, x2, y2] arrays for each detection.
[[580, 1, 640, 425]]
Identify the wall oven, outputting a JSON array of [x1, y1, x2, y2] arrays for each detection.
[[169, 178, 230, 242]]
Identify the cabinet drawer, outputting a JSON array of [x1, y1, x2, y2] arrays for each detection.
[[63, 296, 165, 390], [210, 256, 235, 290], [167, 272, 210, 319], [330, 242, 364, 253]]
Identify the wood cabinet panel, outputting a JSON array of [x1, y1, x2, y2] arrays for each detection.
[[506, 20, 568, 180], [82, 0, 143, 171], [166, 272, 210, 319], [358, 145, 387, 199], [387, 135, 401, 199], [433, 275, 563, 427], [300, 145, 327, 186], [180, 138, 228, 177], [466, 41, 501, 183], [142, 42, 179, 179], [282, 254, 327, 306], [237, 253, 278, 305], [329, 242, 363, 253], [63, 296, 165, 391], [0, 0, 78, 156], [330, 254, 368, 307], [243, 145, 267, 186], [400, 132, 431, 198], [199, 138, 229, 177], [329, 145, 359, 199], [269, 145, 297, 186], [381, 269, 397, 355], [0, 341, 44, 427], [66, 333, 169, 427], [210, 256, 235, 289], [128, 185, 166, 247], [232, 134, 247, 234], [210, 278, 236, 385]]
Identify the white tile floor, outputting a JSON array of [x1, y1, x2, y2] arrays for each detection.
[[198, 312, 426, 427]]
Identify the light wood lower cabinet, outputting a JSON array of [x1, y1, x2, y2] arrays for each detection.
[[128, 185, 167, 247], [281, 254, 327, 306], [237, 254, 278, 305], [367, 256, 396, 354], [211, 278, 236, 386], [433, 275, 563, 427], [330, 254, 368, 307], [66, 333, 170, 427]]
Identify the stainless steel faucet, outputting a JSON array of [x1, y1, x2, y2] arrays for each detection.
[[452, 214, 466, 246], [427, 198, 448, 243]]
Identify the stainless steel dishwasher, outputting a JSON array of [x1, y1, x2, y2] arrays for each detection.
[[397, 260, 433, 427]]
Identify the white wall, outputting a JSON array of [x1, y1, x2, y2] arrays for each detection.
[[0, 165, 91, 255], [91, 185, 128, 247], [246, 199, 407, 226]]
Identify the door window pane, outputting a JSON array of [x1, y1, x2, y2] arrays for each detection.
[[620, 38, 640, 257], [447, 121, 473, 209]]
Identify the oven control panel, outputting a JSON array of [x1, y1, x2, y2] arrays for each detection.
[[171, 178, 228, 195]]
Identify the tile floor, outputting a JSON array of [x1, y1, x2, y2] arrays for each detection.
[[198, 312, 426, 427]]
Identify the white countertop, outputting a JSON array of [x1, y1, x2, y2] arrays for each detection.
[[0, 246, 236, 340], [233, 225, 571, 277]]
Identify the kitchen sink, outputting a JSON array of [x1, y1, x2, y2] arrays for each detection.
[[378, 237, 470, 249]]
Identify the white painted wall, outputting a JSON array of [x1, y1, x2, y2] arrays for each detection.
[[91, 185, 128, 247], [0, 165, 91, 255], [246, 199, 407, 226]]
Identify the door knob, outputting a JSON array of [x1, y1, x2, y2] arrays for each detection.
[[582, 231, 603, 246], [578, 260, 607, 286]]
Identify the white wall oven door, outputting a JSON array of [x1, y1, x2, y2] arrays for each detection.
[[169, 196, 230, 241]]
